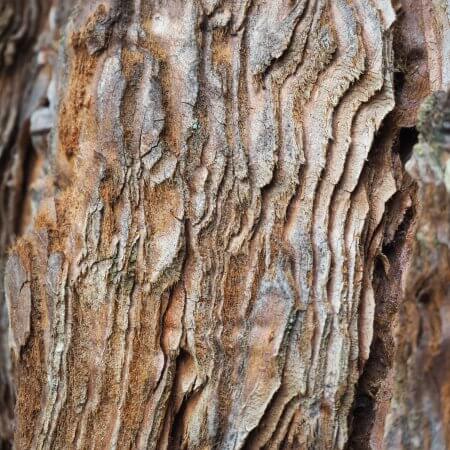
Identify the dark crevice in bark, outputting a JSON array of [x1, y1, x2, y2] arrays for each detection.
[[167, 348, 196, 449], [396, 126, 418, 165], [0, 439, 11, 450], [345, 104, 416, 449], [14, 121, 35, 236], [347, 197, 416, 449], [347, 2, 430, 440]]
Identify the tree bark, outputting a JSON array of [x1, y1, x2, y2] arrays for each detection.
[[0, 0, 59, 444], [383, 2, 450, 448], [0, 1, 448, 449]]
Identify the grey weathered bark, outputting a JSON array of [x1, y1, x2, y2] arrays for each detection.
[[0, 1, 448, 449]]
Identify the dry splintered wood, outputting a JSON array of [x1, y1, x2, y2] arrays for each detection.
[[0, 0, 448, 449]]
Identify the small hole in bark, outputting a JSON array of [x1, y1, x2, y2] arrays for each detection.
[[397, 126, 418, 164], [374, 256, 386, 277], [417, 319, 424, 345], [394, 70, 406, 93], [353, 393, 373, 412], [418, 291, 431, 305]]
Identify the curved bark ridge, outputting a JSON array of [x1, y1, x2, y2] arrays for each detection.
[[5, 1, 416, 449]]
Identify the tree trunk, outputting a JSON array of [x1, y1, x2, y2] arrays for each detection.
[[0, 1, 448, 449]]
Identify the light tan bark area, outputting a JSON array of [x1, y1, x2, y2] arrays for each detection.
[[0, 0, 448, 449]]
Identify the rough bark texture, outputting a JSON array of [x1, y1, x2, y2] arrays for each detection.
[[385, 92, 450, 448], [0, 1, 448, 449], [0, 0, 61, 444], [383, 2, 450, 449]]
